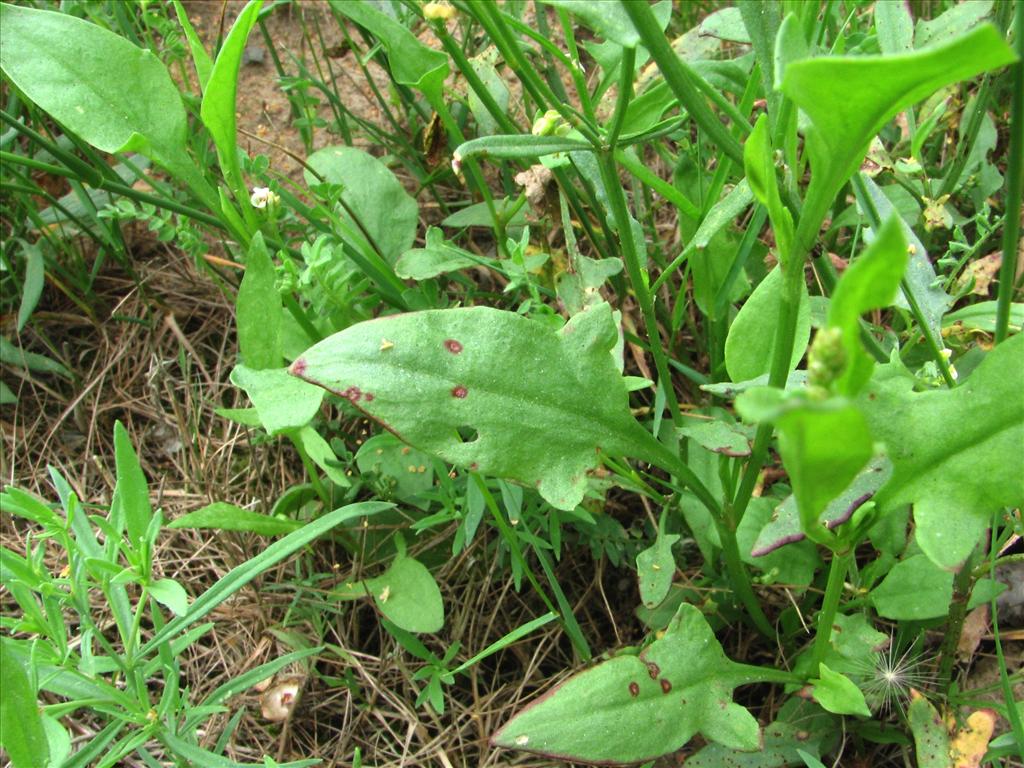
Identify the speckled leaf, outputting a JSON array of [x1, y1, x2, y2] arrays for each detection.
[[491, 604, 761, 764], [863, 334, 1024, 568], [636, 532, 679, 608], [291, 303, 667, 511], [752, 457, 891, 556], [909, 690, 950, 768]]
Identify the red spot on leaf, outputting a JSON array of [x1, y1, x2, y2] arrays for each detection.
[[364, 393, 375, 402], [660, 679, 672, 694], [444, 339, 463, 354], [469, 462, 479, 471], [628, 682, 640, 698], [646, 663, 660, 680], [291, 358, 307, 376], [343, 386, 362, 402], [452, 385, 468, 398]]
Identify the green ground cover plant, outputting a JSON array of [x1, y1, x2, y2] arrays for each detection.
[[1, 0, 1022, 765]]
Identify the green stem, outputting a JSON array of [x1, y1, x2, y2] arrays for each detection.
[[810, 550, 852, 671], [995, 0, 1023, 344], [732, 662, 803, 686], [621, 0, 745, 166], [937, 551, 979, 690]]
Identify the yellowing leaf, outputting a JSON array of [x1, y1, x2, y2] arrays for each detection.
[[949, 708, 997, 768]]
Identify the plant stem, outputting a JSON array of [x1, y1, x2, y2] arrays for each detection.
[[810, 549, 852, 671], [996, 0, 1024, 344], [937, 550, 979, 689], [622, 0, 745, 166]]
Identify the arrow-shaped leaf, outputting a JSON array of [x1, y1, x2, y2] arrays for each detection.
[[491, 604, 762, 764], [291, 303, 668, 511]]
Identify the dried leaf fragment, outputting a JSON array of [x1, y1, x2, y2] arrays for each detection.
[[949, 708, 997, 768], [260, 677, 304, 721]]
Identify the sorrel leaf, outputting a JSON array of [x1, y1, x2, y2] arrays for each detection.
[[491, 604, 761, 763], [864, 333, 1024, 568], [329, 0, 447, 96], [236, 233, 282, 371], [200, 0, 262, 192], [291, 303, 669, 511], [0, 4, 191, 177], [364, 556, 444, 634], [781, 24, 1016, 240], [811, 664, 871, 717], [306, 146, 418, 266], [725, 265, 810, 382], [826, 215, 907, 396]]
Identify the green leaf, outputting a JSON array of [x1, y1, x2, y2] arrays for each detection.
[[492, 604, 761, 763], [541, 0, 670, 48], [364, 556, 444, 634], [870, 554, 953, 620], [686, 699, 835, 768], [725, 265, 811, 383], [172, 0, 212, 90], [945, 301, 1024, 334], [200, 0, 262, 191], [454, 134, 592, 164], [0, 3, 197, 184], [752, 457, 891, 556], [149, 577, 190, 616], [739, 497, 819, 587], [141, 501, 393, 655], [915, 0, 994, 49], [230, 365, 325, 436], [236, 232, 282, 370], [112, 420, 152, 549], [678, 420, 750, 457], [291, 303, 666, 511], [864, 334, 1024, 568], [811, 663, 871, 717], [874, 0, 913, 55], [306, 146, 418, 266], [329, 0, 447, 95], [442, 197, 528, 229], [395, 228, 477, 280], [0, 637, 49, 768], [355, 432, 435, 499], [167, 502, 302, 536], [295, 426, 351, 488], [775, 403, 873, 543], [636, 532, 679, 609], [744, 115, 793, 263], [781, 24, 1016, 235], [826, 216, 907, 395], [0, 380, 16, 405], [908, 690, 951, 767], [41, 714, 71, 768], [1, 337, 71, 379], [16, 241, 44, 332], [858, 175, 950, 341]]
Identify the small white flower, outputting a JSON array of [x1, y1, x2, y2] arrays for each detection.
[[451, 150, 462, 176], [250, 186, 279, 209]]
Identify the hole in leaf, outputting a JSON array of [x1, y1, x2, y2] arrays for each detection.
[[456, 425, 479, 443]]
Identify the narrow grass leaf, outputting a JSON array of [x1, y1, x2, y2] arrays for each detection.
[[140, 501, 392, 655], [167, 502, 302, 536]]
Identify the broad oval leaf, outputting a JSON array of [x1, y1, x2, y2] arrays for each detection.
[[291, 303, 663, 511], [365, 556, 444, 634], [306, 146, 418, 266], [725, 265, 811, 383], [491, 604, 761, 764], [0, 3, 188, 170]]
